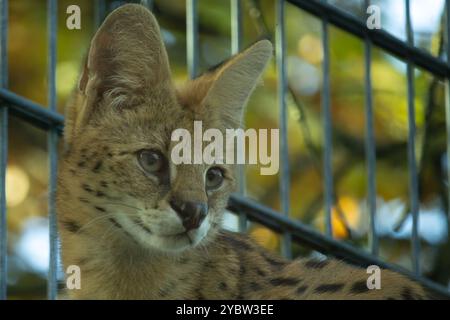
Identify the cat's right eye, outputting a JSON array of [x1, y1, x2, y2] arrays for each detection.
[[137, 149, 166, 175]]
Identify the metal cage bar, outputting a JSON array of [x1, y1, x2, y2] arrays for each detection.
[[363, 0, 378, 256], [0, 0, 8, 301], [231, 0, 248, 232], [47, 0, 58, 300], [140, 0, 154, 11], [287, 0, 450, 79], [276, 0, 292, 259], [187, 0, 199, 79], [320, 0, 334, 237], [443, 3, 450, 298], [0, 88, 64, 132], [95, 0, 106, 29], [405, 0, 421, 276], [228, 194, 449, 298]]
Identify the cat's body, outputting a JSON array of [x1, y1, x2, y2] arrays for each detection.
[[57, 4, 428, 300]]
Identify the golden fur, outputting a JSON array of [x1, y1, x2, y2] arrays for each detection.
[[57, 4, 428, 300]]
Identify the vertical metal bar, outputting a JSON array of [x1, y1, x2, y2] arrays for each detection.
[[187, 0, 199, 79], [231, 0, 247, 232], [141, 0, 154, 11], [321, 0, 334, 237], [0, 0, 8, 301], [363, 0, 378, 256], [446, 0, 450, 225], [47, 0, 59, 300], [231, 0, 242, 56], [94, 0, 106, 29], [276, 0, 292, 259], [405, 0, 420, 275]]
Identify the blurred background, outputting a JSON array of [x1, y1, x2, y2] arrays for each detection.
[[3, 0, 450, 298]]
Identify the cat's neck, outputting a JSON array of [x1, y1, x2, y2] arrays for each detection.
[[66, 232, 207, 299]]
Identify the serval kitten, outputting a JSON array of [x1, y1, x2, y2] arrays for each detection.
[[57, 4, 429, 300]]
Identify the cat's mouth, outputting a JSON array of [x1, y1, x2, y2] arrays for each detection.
[[159, 231, 192, 243], [151, 222, 209, 251], [113, 212, 209, 252]]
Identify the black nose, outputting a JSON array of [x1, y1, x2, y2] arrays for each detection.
[[169, 199, 208, 231]]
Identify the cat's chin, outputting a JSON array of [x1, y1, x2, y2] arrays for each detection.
[[111, 212, 210, 253], [137, 220, 210, 253]]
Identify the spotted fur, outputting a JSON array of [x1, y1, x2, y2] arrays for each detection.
[[56, 4, 429, 300]]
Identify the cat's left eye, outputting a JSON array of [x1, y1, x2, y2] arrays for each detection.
[[137, 149, 166, 174], [206, 167, 224, 190]]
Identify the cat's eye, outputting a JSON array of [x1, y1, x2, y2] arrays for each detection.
[[137, 149, 166, 174], [206, 167, 224, 190]]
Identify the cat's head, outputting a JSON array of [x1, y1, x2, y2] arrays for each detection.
[[59, 4, 271, 254]]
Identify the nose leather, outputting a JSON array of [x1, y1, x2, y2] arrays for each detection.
[[169, 199, 208, 231]]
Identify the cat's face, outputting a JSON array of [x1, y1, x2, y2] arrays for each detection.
[[57, 4, 271, 254]]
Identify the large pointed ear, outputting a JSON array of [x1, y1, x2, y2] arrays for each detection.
[[203, 40, 272, 127], [73, 4, 172, 132]]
